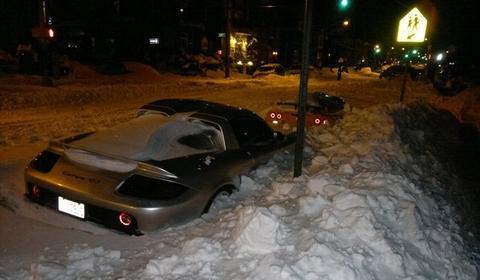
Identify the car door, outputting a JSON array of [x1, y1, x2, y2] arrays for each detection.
[[229, 115, 279, 165]]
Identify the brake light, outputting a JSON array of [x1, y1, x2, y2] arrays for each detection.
[[32, 184, 41, 198], [118, 212, 132, 227], [270, 112, 276, 119], [314, 118, 321, 125], [276, 113, 282, 120]]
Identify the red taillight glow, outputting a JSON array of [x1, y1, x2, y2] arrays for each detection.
[[314, 118, 321, 125], [270, 112, 276, 119], [32, 184, 41, 198], [118, 212, 132, 227], [276, 113, 282, 120]]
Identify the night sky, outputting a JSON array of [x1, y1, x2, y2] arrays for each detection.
[[349, 0, 479, 61], [0, 0, 478, 63]]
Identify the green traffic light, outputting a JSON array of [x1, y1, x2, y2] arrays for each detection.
[[339, 0, 349, 10]]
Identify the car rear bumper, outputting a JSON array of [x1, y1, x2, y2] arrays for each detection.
[[24, 173, 207, 235], [25, 182, 143, 235]]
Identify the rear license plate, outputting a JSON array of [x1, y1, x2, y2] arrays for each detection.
[[58, 196, 85, 219]]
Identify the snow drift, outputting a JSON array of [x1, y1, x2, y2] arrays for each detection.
[[5, 104, 478, 279]]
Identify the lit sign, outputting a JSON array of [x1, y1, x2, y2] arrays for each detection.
[[397, 7, 427, 43], [149, 38, 159, 45]]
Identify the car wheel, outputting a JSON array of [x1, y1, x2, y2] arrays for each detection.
[[203, 185, 235, 213]]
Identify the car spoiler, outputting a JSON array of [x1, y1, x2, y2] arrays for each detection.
[[48, 138, 178, 180]]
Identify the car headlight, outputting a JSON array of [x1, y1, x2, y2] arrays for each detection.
[[118, 175, 188, 200]]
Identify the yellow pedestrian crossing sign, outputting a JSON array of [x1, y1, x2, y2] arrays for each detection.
[[397, 7, 427, 43]]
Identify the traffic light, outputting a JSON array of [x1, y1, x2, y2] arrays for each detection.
[[338, 0, 349, 10]]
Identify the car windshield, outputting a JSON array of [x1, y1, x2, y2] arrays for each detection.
[[70, 113, 225, 163]]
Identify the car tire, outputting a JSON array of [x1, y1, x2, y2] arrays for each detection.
[[203, 185, 235, 213]]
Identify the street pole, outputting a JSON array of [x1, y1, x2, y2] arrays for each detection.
[[224, 0, 231, 78], [293, 0, 313, 177], [399, 59, 409, 102], [38, 0, 53, 87]]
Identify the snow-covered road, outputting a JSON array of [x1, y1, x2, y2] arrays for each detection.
[[0, 66, 478, 279]]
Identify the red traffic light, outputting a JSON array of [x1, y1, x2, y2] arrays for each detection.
[[31, 26, 55, 39]]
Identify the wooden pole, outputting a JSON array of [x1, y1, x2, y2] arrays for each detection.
[[293, 0, 313, 177]]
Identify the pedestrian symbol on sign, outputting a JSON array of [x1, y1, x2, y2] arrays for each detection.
[[397, 8, 427, 43]]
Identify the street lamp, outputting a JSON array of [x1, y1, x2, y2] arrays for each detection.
[[343, 20, 349, 27]]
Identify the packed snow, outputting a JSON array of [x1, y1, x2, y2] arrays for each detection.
[[1, 103, 478, 279], [0, 64, 479, 279]]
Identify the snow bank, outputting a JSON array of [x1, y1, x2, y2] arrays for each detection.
[[26, 245, 123, 280], [426, 87, 480, 128], [15, 104, 478, 279]]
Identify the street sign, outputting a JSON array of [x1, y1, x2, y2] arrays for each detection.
[[397, 7, 427, 43]]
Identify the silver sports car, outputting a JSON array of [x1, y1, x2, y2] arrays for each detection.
[[25, 99, 295, 235]]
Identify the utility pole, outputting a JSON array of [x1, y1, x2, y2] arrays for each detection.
[[37, 0, 53, 87], [224, 0, 231, 78], [293, 0, 313, 177]]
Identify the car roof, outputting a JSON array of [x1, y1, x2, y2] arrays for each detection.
[[140, 99, 258, 121]]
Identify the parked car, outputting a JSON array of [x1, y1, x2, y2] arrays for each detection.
[[379, 64, 424, 80], [95, 60, 128, 75], [285, 63, 315, 75], [252, 63, 285, 78], [266, 92, 345, 131], [25, 99, 294, 235]]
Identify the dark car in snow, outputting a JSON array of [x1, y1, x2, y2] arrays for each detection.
[[252, 63, 285, 78], [25, 99, 294, 235], [379, 64, 424, 80], [266, 92, 345, 131]]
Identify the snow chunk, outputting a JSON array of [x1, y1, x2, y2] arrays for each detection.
[[298, 195, 330, 217], [29, 245, 123, 280], [338, 163, 354, 174], [234, 207, 282, 254]]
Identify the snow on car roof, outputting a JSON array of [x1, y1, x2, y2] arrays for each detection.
[[259, 63, 282, 68], [69, 113, 225, 165]]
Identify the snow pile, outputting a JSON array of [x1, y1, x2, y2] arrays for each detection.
[[27, 245, 123, 280], [426, 87, 480, 128], [138, 104, 477, 279], [16, 104, 478, 279], [233, 207, 282, 254]]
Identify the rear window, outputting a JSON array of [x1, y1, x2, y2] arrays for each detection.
[[177, 130, 221, 150]]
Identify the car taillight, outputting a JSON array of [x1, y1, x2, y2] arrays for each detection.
[[32, 184, 41, 198], [270, 112, 276, 119], [118, 212, 132, 227], [276, 113, 282, 120], [314, 118, 329, 125]]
